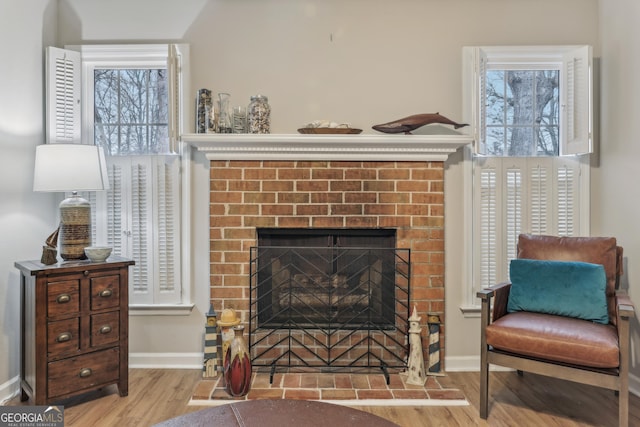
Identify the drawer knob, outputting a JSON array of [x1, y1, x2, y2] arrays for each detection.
[[84, 270, 90, 276], [56, 332, 72, 343], [79, 368, 93, 378], [99, 325, 112, 334], [56, 294, 71, 304], [99, 289, 113, 298]]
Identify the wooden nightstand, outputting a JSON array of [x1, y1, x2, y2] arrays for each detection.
[[15, 256, 134, 404]]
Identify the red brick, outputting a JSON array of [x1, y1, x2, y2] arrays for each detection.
[[331, 204, 362, 215], [363, 180, 395, 192], [378, 169, 410, 180], [297, 181, 329, 192], [284, 389, 320, 400], [330, 181, 361, 192], [312, 169, 344, 180], [278, 217, 311, 227], [278, 168, 310, 180], [262, 180, 293, 191], [244, 168, 277, 180], [345, 192, 377, 204], [345, 169, 376, 180], [296, 205, 328, 216], [321, 389, 357, 399], [262, 204, 294, 216], [278, 193, 309, 204], [357, 389, 394, 399], [247, 388, 283, 399], [244, 192, 276, 204]]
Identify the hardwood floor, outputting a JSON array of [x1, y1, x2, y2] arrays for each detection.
[[6, 369, 640, 426]]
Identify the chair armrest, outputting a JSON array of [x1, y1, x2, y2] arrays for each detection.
[[478, 281, 511, 322], [477, 281, 511, 300], [616, 293, 636, 319]]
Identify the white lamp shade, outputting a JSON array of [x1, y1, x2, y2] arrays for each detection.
[[33, 144, 109, 192]]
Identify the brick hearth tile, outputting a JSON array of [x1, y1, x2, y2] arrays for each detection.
[[321, 389, 358, 400], [270, 373, 284, 387], [210, 388, 245, 400], [334, 374, 353, 389], [317, 374, 335, 389], [350, 374, 370, 389], [251, 373, 272, 388], [368, 375, 388, 389], [388, 374, 405, 389], [284, 389, 321, 400], [300, 374, 319, 388], [357, 389, 394, 400], [424, 376, 442, 389], [191, 379, 217, 400], [391, 389, 429, 399], [282, 373, 301, 388], [247, 388, 284, 400], [427, 389, 466, 400]]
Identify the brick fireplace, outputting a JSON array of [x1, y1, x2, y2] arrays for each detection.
[[186, 133, 471, 369]]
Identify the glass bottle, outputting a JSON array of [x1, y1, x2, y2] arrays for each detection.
[[247, 95, 271, 134], [217, 92, 232, 133]]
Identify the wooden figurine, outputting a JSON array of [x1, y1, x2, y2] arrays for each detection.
[[217, 308, 241, 368], [404, 305, 427, 386]]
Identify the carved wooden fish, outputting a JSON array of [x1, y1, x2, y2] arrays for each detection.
[[372, 113, 469, 134]]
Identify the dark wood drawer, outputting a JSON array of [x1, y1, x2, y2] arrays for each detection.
[[90, 275, 120, 310], [47, 318, 80, 356], [47, 280, 80, 317], [90, 311, 120, 347], [47, 347, 120, 399]]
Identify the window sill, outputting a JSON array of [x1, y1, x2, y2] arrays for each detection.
[[130, 303, 195, 316], [459, 304, 481, 318]]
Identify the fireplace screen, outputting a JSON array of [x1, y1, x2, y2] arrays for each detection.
[[249, 228, 411, 374]]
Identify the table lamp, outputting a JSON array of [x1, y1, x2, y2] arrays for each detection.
[[33, 144, 109, 261]]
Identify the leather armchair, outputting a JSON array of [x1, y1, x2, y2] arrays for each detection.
[[478, 234, 636, 426]]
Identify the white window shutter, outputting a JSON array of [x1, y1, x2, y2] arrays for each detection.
[[474, 157, 500, 289], [463, 47, 487, 154], [46, 47, 81, 144], [561, 45, 593, 155], [153, 156, 182, 303]]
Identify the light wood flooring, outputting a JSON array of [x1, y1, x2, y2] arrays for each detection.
[[6, 369, 640, 426]]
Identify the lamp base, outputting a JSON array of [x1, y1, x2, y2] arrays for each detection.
[[59, 194, 91, 261]]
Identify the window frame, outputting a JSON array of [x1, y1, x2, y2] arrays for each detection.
[[460, 45, 593, 314], [53, 44, 193, 314]]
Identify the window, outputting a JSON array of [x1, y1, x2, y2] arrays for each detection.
[[461, 46, 593, 310], [46, 45, 190, 309]]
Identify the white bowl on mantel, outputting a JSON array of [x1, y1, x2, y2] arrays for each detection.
[[84, 246, 112, 263]]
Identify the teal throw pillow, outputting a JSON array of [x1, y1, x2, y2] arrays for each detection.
[[507, 259, 609, 324]]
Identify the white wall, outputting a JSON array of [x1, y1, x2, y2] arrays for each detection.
[[0, 0, 59, 402], [597, 0, 640, 386]]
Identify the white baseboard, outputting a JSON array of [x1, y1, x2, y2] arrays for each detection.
[[445, 355, 640, 398], [0, 375, 20, 405], [128, 352, 203, 369]]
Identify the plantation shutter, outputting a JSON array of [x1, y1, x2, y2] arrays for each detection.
[[463, 47, 488, 154], [473, 157, 583, 290], [93, 156, 180, 305], [562, 45, 593, 155], [46, 47, 81, 144], [154, 156, 181, 302]]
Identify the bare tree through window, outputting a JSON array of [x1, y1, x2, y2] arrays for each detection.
[[485, 69, 559, 157], [94, 69, 169, 155]]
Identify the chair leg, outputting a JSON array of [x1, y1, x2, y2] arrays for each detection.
[[480, 352, 489, 419], [619, 385, 628, 427]]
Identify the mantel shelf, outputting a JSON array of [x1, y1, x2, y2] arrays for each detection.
[[183, 133, 472, 162]]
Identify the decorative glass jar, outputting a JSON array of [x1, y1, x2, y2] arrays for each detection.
[[223, 325, 252, 397], [247, 95, 270, 134]]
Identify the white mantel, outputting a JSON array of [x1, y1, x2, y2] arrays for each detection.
[[183, 133, 472, 162]]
